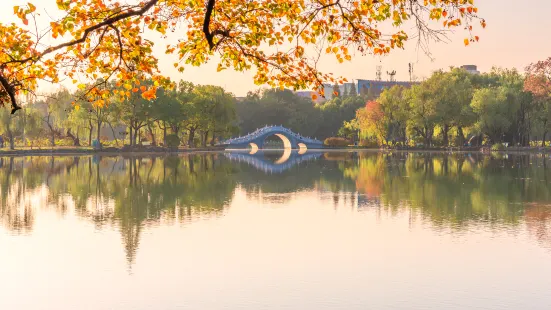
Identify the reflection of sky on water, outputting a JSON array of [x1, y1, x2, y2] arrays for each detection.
[[2, 153, 551, 309]]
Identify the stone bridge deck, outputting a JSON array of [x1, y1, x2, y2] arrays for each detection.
[[219, 125, 324, 149]]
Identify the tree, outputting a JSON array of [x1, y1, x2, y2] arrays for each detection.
[[191, 85, 236, 146], [348, 84, 358, 97], [357, 101, 388, 145], [0, 109, 21, 149], [33, 89, 73, 147], [338, 119, 359, 143], [0, 1, 484, 114], [525, 58, 551, 146], [471, 87, 513, 143], [378, 85, 409, 145], [21, 108, 43, 148], [406, 84, 439, 147], [152, 87, 186, 145], [447, 69, 477, 146], [112, 80, 156, 146]]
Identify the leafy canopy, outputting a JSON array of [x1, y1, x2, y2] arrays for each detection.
[[1, 0, 484, 113]]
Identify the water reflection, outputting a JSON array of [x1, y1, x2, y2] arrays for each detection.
[[224, 149, 322, 173], [2, 152, 551, 262], [0, 154, 236, 265]]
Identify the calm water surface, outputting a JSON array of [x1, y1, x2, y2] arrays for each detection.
[[1, 151, 551, 310]]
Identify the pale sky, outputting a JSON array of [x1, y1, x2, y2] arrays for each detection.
[[1, 0, 550, 96]]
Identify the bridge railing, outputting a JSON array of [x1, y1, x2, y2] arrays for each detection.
[[219, 125, 323, 145]]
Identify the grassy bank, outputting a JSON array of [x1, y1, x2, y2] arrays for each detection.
[[0, 146, 225, 156]]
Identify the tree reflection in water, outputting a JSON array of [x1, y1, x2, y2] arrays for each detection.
[[1, 152, 551, 264]]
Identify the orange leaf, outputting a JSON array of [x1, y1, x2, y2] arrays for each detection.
[[464, 38, 469, 46]]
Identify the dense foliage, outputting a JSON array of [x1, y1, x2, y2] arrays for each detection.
[[0, 1, 483, 113], [349, 64, 551, 148], [0, 79, 237, 149], [236, 89, 366, 140]]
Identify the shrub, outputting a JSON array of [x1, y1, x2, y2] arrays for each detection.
[[324, 137, 350, 147], [491, 143, 505, 151], [165, 134, 180, 148]]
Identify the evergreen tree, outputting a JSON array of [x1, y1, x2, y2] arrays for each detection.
[[348, 84, 358, 97]]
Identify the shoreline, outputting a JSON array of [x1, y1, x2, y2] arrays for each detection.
[[1, 146, 551, 156]]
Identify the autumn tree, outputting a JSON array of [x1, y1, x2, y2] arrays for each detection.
[[0, 0, 484, 114], [525, 58, 551, 146], [357, 100, 388, 145]]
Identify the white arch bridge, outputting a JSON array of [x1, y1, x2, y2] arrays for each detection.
[[218, 125, 324, 149]]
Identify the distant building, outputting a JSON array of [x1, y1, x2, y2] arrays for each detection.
[[298, 79, 418, 103], [294, 90, 324, 103], [322, 82, 356, 100], [356, 79, 418, 98], [460, 65, 480, 75]]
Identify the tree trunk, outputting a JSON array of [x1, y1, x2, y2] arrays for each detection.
[[201, 130, 209, 147], [163, 126, 167, 146], [132, 127, 139, 146], [442, 124, 449, 147], [88, 127, 93, 146], [148, 124, 156, 146], [96, 120, 102, 144], [107, 123, 119, 146], [542, 131, 547, 148], [188, 128, 196, 148], [129, 126, 133, 146], [88, 118, 94, 146], [457, 126, 465, 146], [50, 132, 55, 147], [67, 129, 81, 146], [7, 128, 14, 150], [171, 125, 179, 135]]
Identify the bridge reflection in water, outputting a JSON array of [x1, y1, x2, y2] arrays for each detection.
[[224, 149, 323, 174]]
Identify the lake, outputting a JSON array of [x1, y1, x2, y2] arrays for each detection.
[[1, 151, 551, 310]]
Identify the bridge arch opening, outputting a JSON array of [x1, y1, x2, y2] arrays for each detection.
[[249, 143, 259, 154], [297, 143, 307, 154], [263, 133, 292, 149]]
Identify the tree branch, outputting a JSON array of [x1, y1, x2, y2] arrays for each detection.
[[0, 75, 21, 114]]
